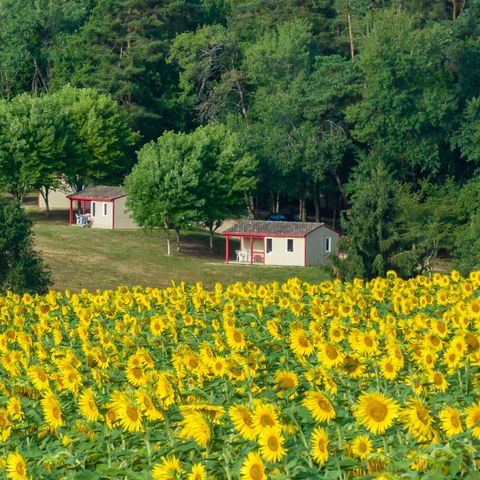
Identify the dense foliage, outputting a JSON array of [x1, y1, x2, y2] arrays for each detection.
[[0, 199, 50, 294], [0, 272, 479, 478], [1, 0, 480, 275]]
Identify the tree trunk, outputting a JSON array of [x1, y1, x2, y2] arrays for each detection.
[[298, 182, 307, 222], [165, 223, 171, 256], [175, 228, 181, 252], [209, 225, 214, 251], [313, 183, 321, 223], [254, 195, 260, 219], [452, 0, 457, 20], [245, 192, 255, 219], [330, 169, 347, 208], [41, 187, 50, 217], [333, 193, 338, 230], [347, 11, 355, 59], [298, 197, 306, 222], [275, 192, 280, 213], [270, 191, 275, 213]]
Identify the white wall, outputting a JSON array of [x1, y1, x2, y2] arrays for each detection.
[[264, 237, 305, 266], [113, 196, 138, 229], [90, 201, 113, 229], [305, 227, 339, 265], [38, 187, 75, 209]]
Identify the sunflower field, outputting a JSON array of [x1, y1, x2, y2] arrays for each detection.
[[0, 271, 480, 479]]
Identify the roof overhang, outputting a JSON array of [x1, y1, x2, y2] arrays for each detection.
[[224, 232, 305, 238]]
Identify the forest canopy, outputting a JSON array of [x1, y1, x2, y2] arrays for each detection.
[[0, 0, 479, 278]]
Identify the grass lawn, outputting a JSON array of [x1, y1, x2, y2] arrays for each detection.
[[30, 210, 330, 292]]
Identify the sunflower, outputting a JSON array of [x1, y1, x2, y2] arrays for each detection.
[[443, 348, 462, 372], [28, 366, 49, 391], [7, 397, 24, 421], [400, 399, 433, 440], [6, 452, 28, 480], [379, 357, 399, 380], [428, 370, 449, 392], [342, 354, 366, 378], [225, 326, 247, 351], [229, 404, 257, 440], [318, 342, 345, 369], [302, 390, 336, 423], [180, 403, 225, 423], [351, 436, 372, 460], [274, 370, 298, 398], [354, 392, 399, 434], [125, 365, 149, 387], [134, 389, 163, 421], [78, 388, 100, 422], [150, 316, 166, 336], [289, 328, 315, 357], [105, 407, 117, 429], [179, 411, 211, 448], [258, 427, 287, 463], [155, 372, 176, 408], [0, 410, 12, 441], [188, 463, 207, 480], [152, 455, 184, 480], [111, 394, 144, 433], [211, 356, 227, 377], [439, 406, 463, 437], [266, 319, 282, 340], [311, 426, 329, 465], [350, 331, 380, 356], [465, 402, 480, 439], [240, 451, 266, 480], [41, 392, 64, 430], [252, 402, 280, 435]]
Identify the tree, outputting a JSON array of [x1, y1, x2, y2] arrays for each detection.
[[0, 94, 65, 206], [0, 0, 92, 97], [125, 125, 256, 253], [51, 86, 140, 193], [125, 131, 204, 255], [192, 124, 256, 249], [347, 9, 459, 183], [0, 87, 138, 208], [333, 163, 418, 279], [170, 24, 248, 123], [51, 0, 221, 139], [0, 199, 51, 294]]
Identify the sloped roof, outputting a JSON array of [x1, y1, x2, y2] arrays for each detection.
[[68, 185, 126, 201], [224, 220, 329, 236]]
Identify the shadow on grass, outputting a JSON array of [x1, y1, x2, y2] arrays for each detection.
[[27, 209, 70, 225]]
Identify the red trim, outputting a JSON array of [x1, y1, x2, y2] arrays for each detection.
[[112, 200, 115, 230], [250, 236, 253, 264], [67, 196, 120, 202], [224, 232, 305, 238], [225, 234, 229, 263]]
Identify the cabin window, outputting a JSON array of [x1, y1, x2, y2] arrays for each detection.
[[325, 237, 332, 253], [266, 238, 272, 253], [287, 239, 294, 252], [91, 201, 96, 217], [103, 202, 108, 216]]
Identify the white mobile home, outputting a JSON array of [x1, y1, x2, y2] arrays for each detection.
[[67, 186, 137, 229], [224, 221, 339, 266]]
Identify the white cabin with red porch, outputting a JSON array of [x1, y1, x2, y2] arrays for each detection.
[[224, 221, 339, 266], [67, 185, 137, 229]]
